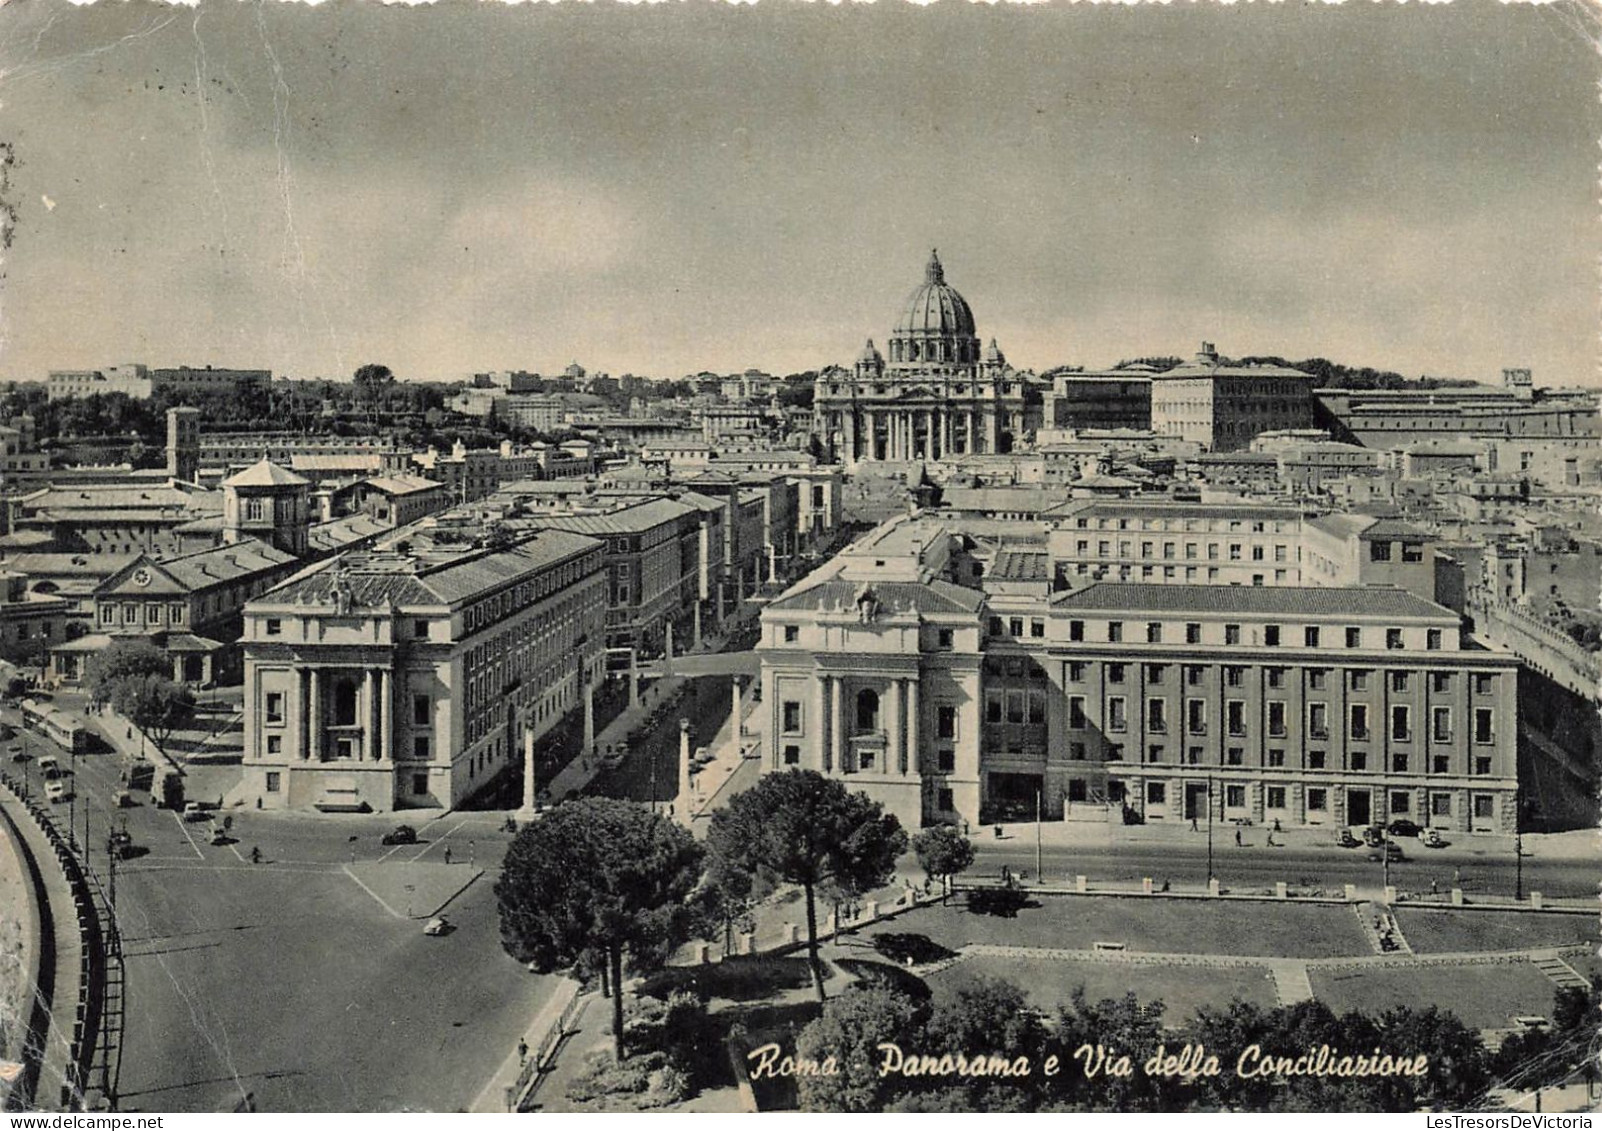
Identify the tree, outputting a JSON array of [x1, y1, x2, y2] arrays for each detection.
[[353, 363, 396, 425], [707, 770, 907, 1002], [85, 639, 169, 708], [911, 826, 975, 902], [495, 798, 704, 1060], [112, 675, 195, 755], [795, 981, 924, 1112]]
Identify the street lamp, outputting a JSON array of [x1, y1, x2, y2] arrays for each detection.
[[1206, 776, 1215, 883], [1514, 828, 1524, 901]]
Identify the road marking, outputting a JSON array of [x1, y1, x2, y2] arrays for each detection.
[[120, 863, 338, 876], [341, 863, 407, 919], [228, 841, 246, 864], [409, 820, 465, 863], [169, 812, 206, 859]]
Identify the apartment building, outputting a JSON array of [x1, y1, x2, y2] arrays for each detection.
[[1045, 500, 1307, 588], [240, 530, 607, 812]]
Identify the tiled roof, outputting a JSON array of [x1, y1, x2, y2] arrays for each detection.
[[990, 550, 1050, 582], [524, 497, 695, 536], [20, 485, 220, 512], [1051, 582, 1452, 620], [225, 459, 309, 488], [362, 475, 442, 496], [307, 514, 392, 552], [767, 578, 984, 617], [943, 487, 1069, 513], [261, 529, 602, 609], [157, 539, 299, 589]]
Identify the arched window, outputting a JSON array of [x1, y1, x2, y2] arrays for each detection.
[[856, 688, 880, 732]]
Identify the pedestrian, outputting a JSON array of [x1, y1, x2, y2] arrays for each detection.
[[1190, 815, 1199, 833], [444, 846, 453, 866], [1430, 877, 1439, 897], [1453, 866, 1461, 888], [1272, 818, 1282, 833], [250, 845, 261, 865], [518, 1039, 529, 1064], [1234, 828, 1243, 848]]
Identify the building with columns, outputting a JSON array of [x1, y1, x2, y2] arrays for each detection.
[[814, 251, 1026, 468], [756, 512, 1520, 834], [239, 529, 607, 812]]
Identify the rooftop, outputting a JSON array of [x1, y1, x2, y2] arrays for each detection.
[[1051, 582, 1454, 620], [225, 459, 310, 489], [767, 577, 984, 618]]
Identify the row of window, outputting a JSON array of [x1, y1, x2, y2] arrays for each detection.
[[1067, 662, 1496, 695], [1076, 742, 1500, 776], [1069, 695, 1495, 745], [1068, 620, 1446, 651], [1070, 515, 1293, 535], [101, 602, 189, 629], [1071, 539, 1294, 563]]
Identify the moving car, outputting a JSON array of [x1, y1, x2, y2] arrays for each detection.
[[182, 801, 209, 823], [108, 830, 136, 860], [37, 755, 59, 779], [381, 825, 418, 846], [423, 916, 451, 937], [44, 779, 69, 803], [1420, 828, 1447, 848], [8, 745, 25, 764], [1336, 828, 1362, 848], [1368, 841, 1405, 864], [209, 826, 230, 846]]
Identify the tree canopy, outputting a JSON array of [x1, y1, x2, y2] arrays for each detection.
[[495, 798, 704, 1059], [706, 770, 907, 1002], [911, 826, 975, 900], [85, 639, 171, 707]]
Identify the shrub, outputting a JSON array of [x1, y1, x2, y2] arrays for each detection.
[[871, 932, 957, 966]]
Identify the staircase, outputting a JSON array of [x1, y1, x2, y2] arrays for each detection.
[[1531, 950, 1592, 991]]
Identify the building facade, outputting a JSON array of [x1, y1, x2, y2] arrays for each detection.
[[240, 531, 608, 812], [1150, 344, 1317, 452], [814, 251, 1026, 467]]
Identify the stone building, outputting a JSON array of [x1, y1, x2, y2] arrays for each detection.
[[240, 530, 607, 812], [1149, 343, 1316, 451], [814, 251, 1025, 467]]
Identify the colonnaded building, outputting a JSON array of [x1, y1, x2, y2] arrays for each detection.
[[813, 250, 1027, 468], [756, 513, 1519, 835]]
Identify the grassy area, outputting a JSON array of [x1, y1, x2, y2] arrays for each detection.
[[1308, 962, 1559, 1030], [855, 895, 1370, 959], [1394, 909, 1598, 955], [930, 956, 1277, 1023]]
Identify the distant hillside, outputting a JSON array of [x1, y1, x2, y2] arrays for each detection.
[[1040, 356, 1479, 390]]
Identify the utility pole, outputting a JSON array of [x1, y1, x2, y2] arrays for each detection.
[[1034, 789, 1042, 884], [1515, 828, 1524, 901], [1206, 777, 1215, 883]]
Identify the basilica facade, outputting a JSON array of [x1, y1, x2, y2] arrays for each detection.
[[814, 251, 1026, 468]]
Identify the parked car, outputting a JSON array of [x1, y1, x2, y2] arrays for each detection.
[[37, 755, 59, 779], [1336, 828, 1362, 848], [113, 790, 133, 809], [381, 824, 418, 846], [1386, 818, 1422, 838], [182, 801, 209, 823], [209, 826, 230, 846], [423, 916, 451, 937], [44, 779, 69, 803], [8, 745, 26, 763]]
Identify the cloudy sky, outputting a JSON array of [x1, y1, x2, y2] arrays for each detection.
[[1, 0, 1596, 384]]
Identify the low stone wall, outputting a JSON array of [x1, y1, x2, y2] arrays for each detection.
[[0, 807, 44, 1111]]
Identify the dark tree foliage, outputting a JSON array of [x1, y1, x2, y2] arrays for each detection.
[[707, 770, 907, 1002], [495, 798, 704, 1060], [85, 639, 171, 708], [911, 825, 975, 901]]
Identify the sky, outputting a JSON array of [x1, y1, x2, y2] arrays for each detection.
[[0, 0, 1597, 384]]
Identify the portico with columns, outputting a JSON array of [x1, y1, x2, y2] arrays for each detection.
[[760, 575, 986, 830]]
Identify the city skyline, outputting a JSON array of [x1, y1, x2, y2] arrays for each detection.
[[1, 1, 1597, 384]]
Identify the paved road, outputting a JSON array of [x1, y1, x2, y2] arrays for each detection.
[[5, 701, 558, 1113], [970, 830, 1596, 900], [586, 675, 738, 808]]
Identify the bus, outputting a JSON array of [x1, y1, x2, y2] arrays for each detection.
[[20, 699, 86, 755]]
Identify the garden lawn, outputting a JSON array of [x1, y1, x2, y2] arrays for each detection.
[[1308, 961, 1559, 1030], [1393, 909, 1597, 955], [856, 895, 1370, 959]]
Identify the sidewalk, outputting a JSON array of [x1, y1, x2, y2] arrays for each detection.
[[0, 781, 84, 1111], [978, 814, 1591, 862]]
